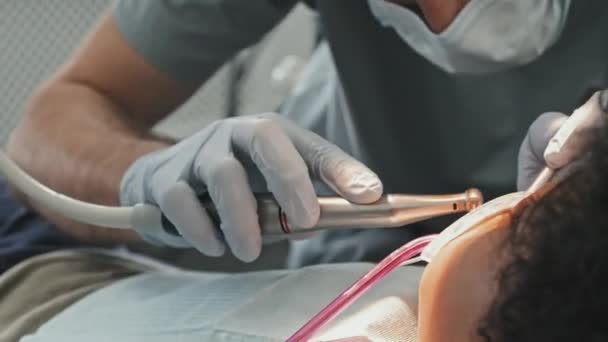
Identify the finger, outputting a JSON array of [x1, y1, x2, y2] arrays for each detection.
[[231, 117, 320, 229], [270, 114, 383, 203], [545, 92, 607, 169], [517, 133, 545, 191], [158, 181, 226, 257], [198, 155, 262, 262], [317, 154, 383, 204], [517, 112, 567, 191], [528, 112, 569, 163]]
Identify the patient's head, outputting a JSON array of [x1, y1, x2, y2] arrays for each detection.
[[478, 123, 608, 341], [418, 116, 608, 341]]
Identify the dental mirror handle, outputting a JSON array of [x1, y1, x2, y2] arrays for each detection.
[[159, 189, 482, 238]]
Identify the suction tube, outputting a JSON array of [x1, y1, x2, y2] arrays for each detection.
[[0, 152, 134, 229], [286, 234, 436, 341]]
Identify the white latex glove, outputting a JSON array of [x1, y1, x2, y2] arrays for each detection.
[[120, 113, 383, 262], [517, 90, 608, 191]]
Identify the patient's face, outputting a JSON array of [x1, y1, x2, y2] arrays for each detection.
[[413, 156, 602, 342], [417, 118, 607, 341], [418, 209, 514, 341]]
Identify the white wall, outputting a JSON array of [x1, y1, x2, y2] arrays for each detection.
[[0, 0, 316, 143]]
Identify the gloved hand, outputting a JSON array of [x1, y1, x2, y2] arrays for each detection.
[[120, 113, 383, 262], [517, 90, 608, 191]]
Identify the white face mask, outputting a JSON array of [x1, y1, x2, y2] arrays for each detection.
[[367, 0, 572, 74]]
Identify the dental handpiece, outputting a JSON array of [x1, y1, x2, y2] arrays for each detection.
[[160, 189, 483, 239], [0, 150, 482, 239]]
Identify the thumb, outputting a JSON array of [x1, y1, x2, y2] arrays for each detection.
[[517, 112, 568, 191], [545, 91, 608, 169]]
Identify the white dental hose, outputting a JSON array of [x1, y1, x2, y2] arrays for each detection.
[[0, 149, 483, 241], [0, 151, 165, 233]]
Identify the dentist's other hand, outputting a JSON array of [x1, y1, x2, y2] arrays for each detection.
[[517, 111, 567, 191], [517, 90, 608, 191], [120, 113, 383, 262]]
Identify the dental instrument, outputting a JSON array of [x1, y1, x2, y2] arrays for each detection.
[[0, 151, 481, 241], [288, 91, 608, 341], [160, 189, 483, 239]]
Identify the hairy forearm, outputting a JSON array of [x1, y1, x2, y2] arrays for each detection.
[[7, 81, 171, 244]]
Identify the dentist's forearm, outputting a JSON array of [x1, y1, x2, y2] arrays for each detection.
[[6, 13, 196, 244], [7, 82, 170, 243]]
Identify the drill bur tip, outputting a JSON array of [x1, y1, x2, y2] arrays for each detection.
[[465, 188, 483, 211]]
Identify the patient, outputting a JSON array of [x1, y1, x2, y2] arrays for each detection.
[[479, 125, 608, 341], [417, 122, 608, 342], [1, 110, 607, 341]]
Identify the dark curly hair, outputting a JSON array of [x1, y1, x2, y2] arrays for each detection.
[[477, 118, 608, 341]]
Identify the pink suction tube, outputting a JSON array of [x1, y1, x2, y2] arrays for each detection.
[[287, 234, 436, 341]]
